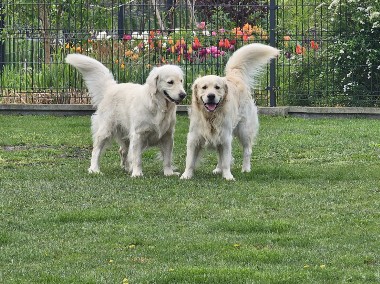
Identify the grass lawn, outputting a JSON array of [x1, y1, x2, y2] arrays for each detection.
[[0, 114, 379, 283]]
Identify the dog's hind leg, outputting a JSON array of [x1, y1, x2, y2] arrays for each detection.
[[213, 154, 222, 175], [241, 142, 252, 172], [88, 135, 111, 174], [236, 111, 258, 173], [115, 135, 130, 172], [236, 130, 253, 173], [159, 131, 179, 176]]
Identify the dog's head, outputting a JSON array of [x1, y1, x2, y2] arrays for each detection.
[[147, 65, 186, 105], [192, 75, 228, 112]]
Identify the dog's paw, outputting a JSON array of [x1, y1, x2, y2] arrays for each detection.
[[180, 171, 193, 179], [212, 168, 222, 174], [164, 170, 180, 176], [131, 171, 143, 178], [223, 172, 235, 181], [224, 176, 236, 181], [88, 168, 102, 174], [241, 167, 251, 173]]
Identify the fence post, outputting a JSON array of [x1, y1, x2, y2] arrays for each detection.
[[118, 2, 124, 39], [269, 0, 278, 107], [0, 1, 5, 73]]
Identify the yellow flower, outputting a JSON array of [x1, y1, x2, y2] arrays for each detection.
[[122, 277, 129, 284], [233, 243, 241, 248], [303, 264, 310, 268], [120, 63, 125, 69], [125, 50, 134, 57], [168, 36, 173, 45], [242, 23, 253, 35], [320, 264, 326, 269]]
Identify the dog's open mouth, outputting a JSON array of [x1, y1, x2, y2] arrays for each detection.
[[204, 102, 219, 112], [164, 90, 180, 105]]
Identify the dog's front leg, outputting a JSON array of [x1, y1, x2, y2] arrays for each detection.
[[180, 136, 201, 179], [160, 131, 179, 176], [129, 134, 143, 177], [218, 140, 235, 181]]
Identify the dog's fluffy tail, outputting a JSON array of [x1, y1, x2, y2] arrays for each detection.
[[225, 43, 279, 87], [66, 54, 116, 107]]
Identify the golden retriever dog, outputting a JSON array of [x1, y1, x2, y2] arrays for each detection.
[[180, 43, 279, 180], [66, 54, 186, 177]]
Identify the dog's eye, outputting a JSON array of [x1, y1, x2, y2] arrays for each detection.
[[202, 85, 207, 90], [215, 85, 220, 90], [168, 80, 174, 85]]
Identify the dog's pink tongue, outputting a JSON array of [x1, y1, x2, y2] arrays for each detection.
[[206, 103, 217, 111]]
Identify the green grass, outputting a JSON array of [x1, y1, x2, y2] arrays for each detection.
[[0, 114, 379, 283]]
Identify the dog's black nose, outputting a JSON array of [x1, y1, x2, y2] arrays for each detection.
[[179, 92, 186, 100], [207, 94, 215, 101]]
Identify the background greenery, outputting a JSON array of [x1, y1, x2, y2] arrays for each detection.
[[1, 0, 379, 106], [277, 0, 380, 106], [1, 114, 379, 283]]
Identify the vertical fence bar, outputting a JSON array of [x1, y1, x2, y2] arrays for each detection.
[[118, 2, 125, 39], [269, 0, 277, 107], [0, 0, 5, 73]]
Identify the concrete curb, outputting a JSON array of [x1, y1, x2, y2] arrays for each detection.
[[0, 104, 379, 118]]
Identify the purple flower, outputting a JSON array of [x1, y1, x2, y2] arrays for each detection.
[[210, 46, 218, 54], [196, 22, 206, 30]]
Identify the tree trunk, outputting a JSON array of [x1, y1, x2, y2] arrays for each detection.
[[38, 2, 50, 64], [151, 0, 165, 31]]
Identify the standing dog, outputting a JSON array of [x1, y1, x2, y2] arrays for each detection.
[[181, 43, 279, 180], [66, 54, 186, 177]]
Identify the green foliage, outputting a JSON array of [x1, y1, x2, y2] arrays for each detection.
[[327, 0, 380, 106], [277, 0, 380, 106], [2, 1, 380, 106], [0, 1, 271, 105]]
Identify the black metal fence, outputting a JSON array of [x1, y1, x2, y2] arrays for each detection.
[[0, 0, 379, 107]]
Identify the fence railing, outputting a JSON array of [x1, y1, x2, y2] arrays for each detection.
[[0, 0, 379, 107]]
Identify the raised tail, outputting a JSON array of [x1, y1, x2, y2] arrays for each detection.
[[66, 54, 116, 107], [225, 43, 279, 87]]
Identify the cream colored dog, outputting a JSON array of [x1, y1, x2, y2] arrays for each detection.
[[66, 54, 186, 177], [181, 43, 279, 180]]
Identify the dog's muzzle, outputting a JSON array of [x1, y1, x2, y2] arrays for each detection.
[[203, 93, 219, 112], [164, 90, 186, 105]]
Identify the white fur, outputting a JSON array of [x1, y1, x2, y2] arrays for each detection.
[[66, 54, 186, 177], [181, 43, 279, 180]]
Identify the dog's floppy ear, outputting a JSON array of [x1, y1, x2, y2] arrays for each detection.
[[191, 83, 200, 106], [223, 78, 228, 96], [146, 67, 159, 94]]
